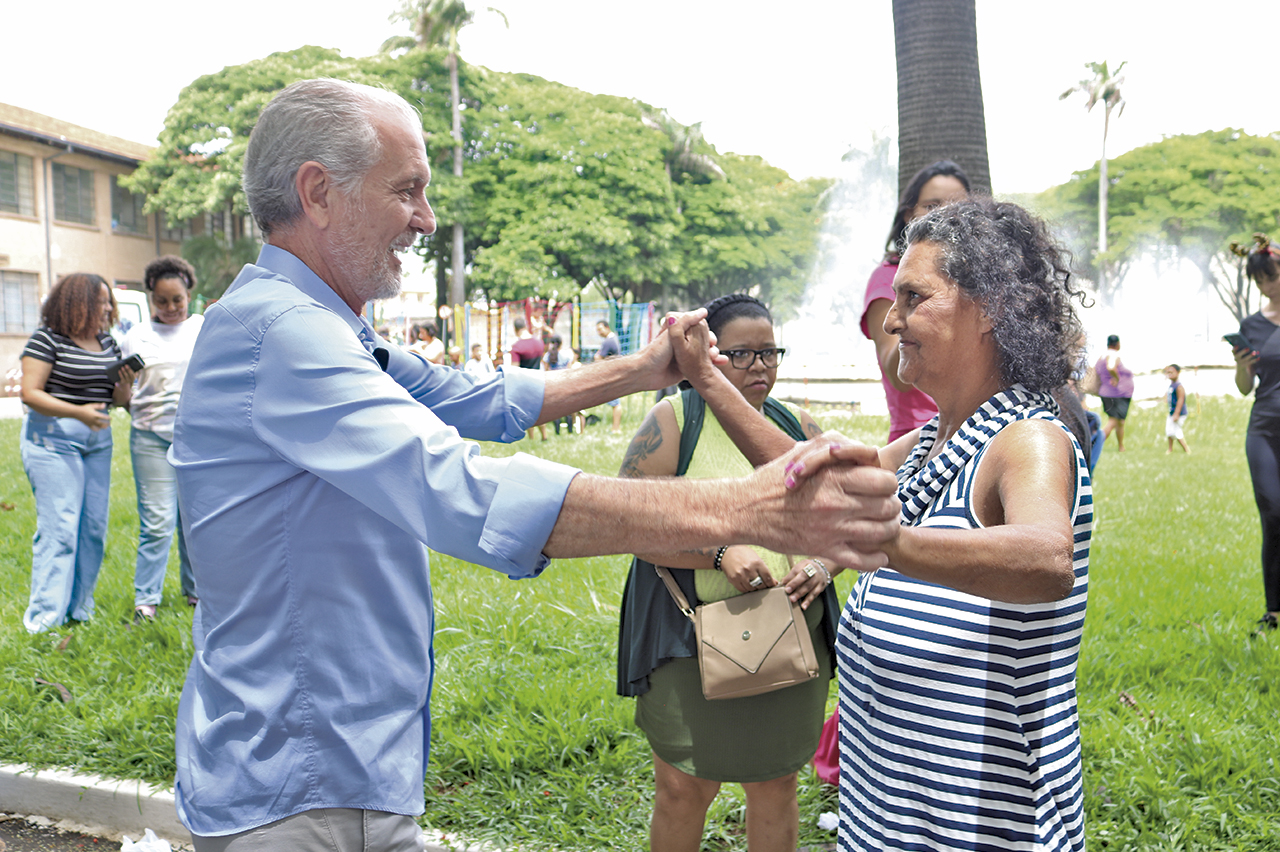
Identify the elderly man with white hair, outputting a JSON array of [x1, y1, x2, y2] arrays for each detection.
[[170, 78, 900, 851]]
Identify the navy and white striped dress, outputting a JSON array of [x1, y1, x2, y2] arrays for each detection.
[[837, 384, 1092, 852]]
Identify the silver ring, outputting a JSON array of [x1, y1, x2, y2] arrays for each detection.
[[802, 563, 817, 578], [749, 576, 764, 588]]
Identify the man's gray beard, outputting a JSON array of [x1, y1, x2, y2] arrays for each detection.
[[329, 228, 405, 304], [367, 272, 402, 302]]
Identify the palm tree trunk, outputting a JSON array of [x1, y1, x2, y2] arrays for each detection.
[[892, 0, 992, 196], [1098, 106, 1110, 294], [448, 44, 466, 308]]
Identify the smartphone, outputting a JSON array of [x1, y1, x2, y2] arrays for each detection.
[[1223, 332, 1252, 351], [106, 353, 145, 383]]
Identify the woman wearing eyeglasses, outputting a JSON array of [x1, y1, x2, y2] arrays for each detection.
[[616, 294, 836, 852]]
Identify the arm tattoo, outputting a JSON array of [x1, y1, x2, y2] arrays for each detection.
[[804, 420, 823, 439], [618, 414, 665, 478]]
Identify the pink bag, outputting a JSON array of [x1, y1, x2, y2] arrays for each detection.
[[812, 709, 839, 785]]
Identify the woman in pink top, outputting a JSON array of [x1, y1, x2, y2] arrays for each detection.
[[860, 161, 970, 441]]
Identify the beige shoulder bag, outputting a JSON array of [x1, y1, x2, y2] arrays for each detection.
[[654, 564, 820, 700]]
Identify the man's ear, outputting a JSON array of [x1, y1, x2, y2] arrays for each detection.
[[295, 161, 333, 229]]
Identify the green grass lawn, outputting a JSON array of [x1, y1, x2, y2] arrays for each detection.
[[0, 394, 1277, 850]]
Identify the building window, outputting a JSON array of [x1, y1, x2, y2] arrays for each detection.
[[159, 212, 191, 243], [52, 163, 96, 225], [1, 270, 40, 334], [111, 175, 148, 235], [0, 151, 36, 216]]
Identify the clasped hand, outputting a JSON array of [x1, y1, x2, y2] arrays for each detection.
[[747, 433, 900, 572], [660, 310, 725, 388]]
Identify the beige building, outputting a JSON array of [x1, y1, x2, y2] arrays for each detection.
[[0, 103, 196, 372]]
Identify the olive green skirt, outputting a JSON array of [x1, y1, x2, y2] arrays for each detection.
[[635, 598, 832, 782]]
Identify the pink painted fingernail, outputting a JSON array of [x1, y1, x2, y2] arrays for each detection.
[[785, 475, 796, 488]]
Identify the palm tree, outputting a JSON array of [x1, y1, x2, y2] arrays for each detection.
[[892, 0, 991, 197], [1060, 60, 1126, 293], [382, 1, 508, 309], [642, 109, 726, 183]]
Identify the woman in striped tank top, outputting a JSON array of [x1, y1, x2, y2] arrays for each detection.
[[676, 199, 1092, 850], [18, 274, 134, 632]]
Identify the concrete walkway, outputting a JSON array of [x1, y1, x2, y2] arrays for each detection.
[[0, 763, 188, 847], [0, 762, 502, 850]]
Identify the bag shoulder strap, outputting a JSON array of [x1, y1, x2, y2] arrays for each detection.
[[654, 565, 695, 620], [676, 387, 704, 476], [763, 397, 806, 442]]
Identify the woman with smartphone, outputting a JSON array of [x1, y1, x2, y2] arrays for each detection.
[[119, 256, 204, 621], [1233, 236, 1280, 633], [18, 273, 132, 633]]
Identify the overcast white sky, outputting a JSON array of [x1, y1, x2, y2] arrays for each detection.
[[3, 1, 1272, 195]]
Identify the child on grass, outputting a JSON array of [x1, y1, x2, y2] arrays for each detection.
[[1165, 364, 1191, 454]]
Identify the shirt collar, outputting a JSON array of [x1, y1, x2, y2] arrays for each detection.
[[251, 244, 382, 353]]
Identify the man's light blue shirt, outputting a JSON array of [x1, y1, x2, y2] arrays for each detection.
[[170, 246, 579, 836]]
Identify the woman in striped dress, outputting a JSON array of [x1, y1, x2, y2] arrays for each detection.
[[674, 199, 1092, 850], [18, 274, 133, 632]]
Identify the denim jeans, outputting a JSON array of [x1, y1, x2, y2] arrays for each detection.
[[20, 411, 113, 633], [131, 426, 194, 605]]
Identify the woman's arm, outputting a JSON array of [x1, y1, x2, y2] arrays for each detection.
[[789, 419, 1076, 603], [884, 419, 1078, 604], [795, 407, 824, 441], [684, 367, 798, 466], [877, 429, 921, 473], [1235, 346, 1259, 396], [19, 356, 112, 429], [536, 313, 712, 425], [617, 398, 681, 480], [865, 298, 914, 394]]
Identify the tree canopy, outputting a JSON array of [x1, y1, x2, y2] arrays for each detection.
[[125, 46, 828, 318], [1038, 129, 1280, 320]]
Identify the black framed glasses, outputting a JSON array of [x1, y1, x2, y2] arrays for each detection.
[[722, 347, 785, 369]]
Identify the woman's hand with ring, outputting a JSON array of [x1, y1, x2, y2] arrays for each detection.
[[719, 545, 775, 593], [782, 559, 832, 609]]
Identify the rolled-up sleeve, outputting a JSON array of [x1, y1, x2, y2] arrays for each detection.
[[251, 305, 577, 578], [380, 342, 544, 442], [479, 452, 575, 577]]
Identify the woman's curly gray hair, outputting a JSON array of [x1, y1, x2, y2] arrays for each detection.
[[903, 199, 1087, 393]]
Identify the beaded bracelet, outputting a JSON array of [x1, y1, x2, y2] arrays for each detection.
[[713, 545, 730, 572], [811, 557, 832, 584]]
